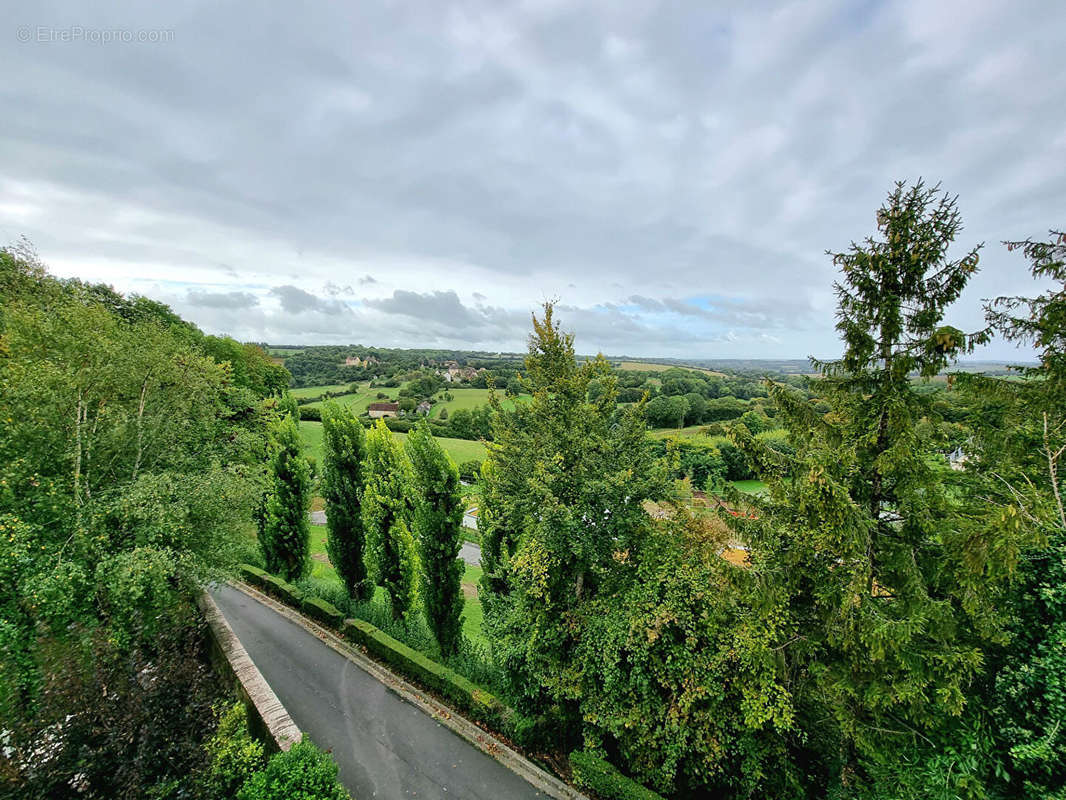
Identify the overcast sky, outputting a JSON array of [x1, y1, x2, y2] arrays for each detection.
[[2, 1, 1063, 359]]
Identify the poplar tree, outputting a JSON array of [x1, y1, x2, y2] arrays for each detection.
[[260, 417, 312, 582], [321, 401, 370, 600], [362, 420, 416, 620], [405, 419, 465, 655], [727, 182, 1006, 794]]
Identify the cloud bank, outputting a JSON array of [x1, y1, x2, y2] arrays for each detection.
[[1, 0, 1063, 357]]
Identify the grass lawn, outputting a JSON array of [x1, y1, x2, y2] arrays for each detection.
[[427, 388, 530, 419], [290, 383, 353, 398], [730, 479, 768, 494], [299, 421, 487, 466]]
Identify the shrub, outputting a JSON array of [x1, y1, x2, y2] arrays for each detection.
[[569, 751, 664, 800], [237, 739, 349, 800], [202, 702, 265, 800], [298, 406, 321, 421], [457, 459, 483, 482]]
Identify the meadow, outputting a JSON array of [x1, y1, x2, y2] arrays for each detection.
[[299, 420, 487, 465], [427, 387, 530, 418]]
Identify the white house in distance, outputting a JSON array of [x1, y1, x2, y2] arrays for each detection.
[[367, 402, 399, 419]]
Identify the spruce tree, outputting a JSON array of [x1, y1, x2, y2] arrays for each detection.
[[967, 230, 1066, 798], [727, 182, 1003, 794], [260, 416, 312, 582], [362, 420, 416, 620], [405, 419, 465, 655], [321, 401, 371, 600]]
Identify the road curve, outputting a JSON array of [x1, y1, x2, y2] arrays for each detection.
[[210, 584, 543, 800]]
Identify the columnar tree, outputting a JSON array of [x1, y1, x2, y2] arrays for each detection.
[[260, 417, 312, 582], [362, 420, 416, 620], [405, 419, 465, 655], [321, 401, 371, 600], [726, 182, 1010, 795], [478, 303, 670, 733]]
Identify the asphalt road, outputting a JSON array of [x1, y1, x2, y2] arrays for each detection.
[[210, 583, 543, 800]]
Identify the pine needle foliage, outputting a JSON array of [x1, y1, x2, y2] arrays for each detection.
[[478, 302, 670, 724], [725, 181, 1012, 794]]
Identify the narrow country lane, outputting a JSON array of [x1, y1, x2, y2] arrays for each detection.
[[210, 584, 544, 800]]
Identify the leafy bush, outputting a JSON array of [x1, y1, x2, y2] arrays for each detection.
[[457, 459, 483, 481], [236, 739, 349, 800], [202, 702, 265, 800], [569, 751, 664, 800]]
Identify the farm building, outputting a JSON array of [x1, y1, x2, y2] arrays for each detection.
[[367, 402, 399, 418]]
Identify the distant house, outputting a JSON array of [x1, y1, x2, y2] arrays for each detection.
[[416, 400, 432, 416], [345, 356, 362, 366], [367, 402, 399, 419]]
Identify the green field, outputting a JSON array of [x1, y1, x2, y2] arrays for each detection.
[[299, 421, 487, 465], [290, 383, 351, 399], [308, 522, 486, 643], [426, 388, 529, 418], [730, 479, 768, 494], [647, 425, 713, 439], [617, 360, 726, 377], [301, 383, 402, 415]]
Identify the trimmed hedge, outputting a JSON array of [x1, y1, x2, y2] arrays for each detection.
[[302, 596, 344, 627], [341, 619, 505, 726], [570, 751, 664, 800], [239, 564, 305, 607], [239, 564, 268, 587]]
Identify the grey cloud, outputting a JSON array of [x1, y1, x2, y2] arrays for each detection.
[[270, 285, 350, 315], [1, 0, 1062, 359], [186, 289, 259, 309], [323, 281, 355, 296], [364, 290, 487, 331], [473, 291, 487, 301]]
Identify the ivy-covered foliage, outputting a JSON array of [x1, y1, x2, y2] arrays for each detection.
[[405, 419, 465, 655], [0, 243, 289, 795]]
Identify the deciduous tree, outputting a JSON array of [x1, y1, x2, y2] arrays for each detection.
[[260, 418, 312, 582], [362, 420, 416, 620], [321, 401, 371, 600], [405, 419, 465, 655]]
